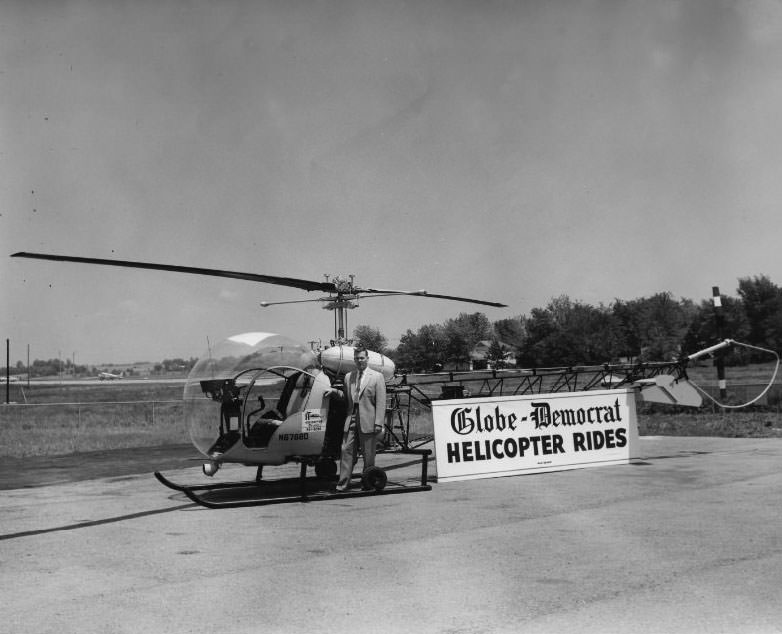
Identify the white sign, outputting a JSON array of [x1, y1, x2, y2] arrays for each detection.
[[432, 388, 639, 482], [301, 409, 325, 433]]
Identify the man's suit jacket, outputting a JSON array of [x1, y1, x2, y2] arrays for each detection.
[[342, 366, 387, 434]]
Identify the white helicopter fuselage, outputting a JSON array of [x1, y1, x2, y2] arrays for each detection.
[[186, 335, 395, 477], [204, 371, 333, 467]]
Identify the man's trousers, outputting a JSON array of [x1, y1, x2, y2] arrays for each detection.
[[337, 422, 377, 488]]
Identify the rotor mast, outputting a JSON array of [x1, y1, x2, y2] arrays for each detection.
[[322, 274, 359, 344]]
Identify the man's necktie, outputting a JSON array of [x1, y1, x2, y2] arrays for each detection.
[[355, 370, 363, 401]]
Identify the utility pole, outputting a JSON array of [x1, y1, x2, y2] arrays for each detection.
[[712, 286, 727, 400], [5, 339, 9, 404]]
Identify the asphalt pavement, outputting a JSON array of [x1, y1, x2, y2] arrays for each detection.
[[1, 437, 781, 634]]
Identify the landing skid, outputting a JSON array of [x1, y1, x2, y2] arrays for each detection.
[[154, 449, 432, 509]]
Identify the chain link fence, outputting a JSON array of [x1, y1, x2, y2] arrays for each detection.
[[690, 382, 782, 412], [0, 400, 188, 456], [2, 383, 779, 456]]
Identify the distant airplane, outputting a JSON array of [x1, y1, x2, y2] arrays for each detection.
[[98, 371, 124, 380]]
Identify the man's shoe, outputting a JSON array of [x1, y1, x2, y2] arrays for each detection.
[[335, 484, 349, 492]]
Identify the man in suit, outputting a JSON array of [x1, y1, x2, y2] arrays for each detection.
[[326, 345, 386, 492]]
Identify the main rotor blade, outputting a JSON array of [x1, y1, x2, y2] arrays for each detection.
[[260, 298, 332, 307], [12, 252, 508, 307], [358, 289, 508, 308], [11, 252, 334, 293]]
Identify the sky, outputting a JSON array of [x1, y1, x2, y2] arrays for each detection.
[[2, 0, 782, 366]]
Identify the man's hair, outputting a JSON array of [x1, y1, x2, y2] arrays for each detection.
[[353, 344, 369, 357]]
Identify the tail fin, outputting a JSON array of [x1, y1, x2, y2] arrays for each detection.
[[637, 375, 702, 408]]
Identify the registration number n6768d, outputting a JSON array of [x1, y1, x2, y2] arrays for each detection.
[[278, 433, 309, 442]]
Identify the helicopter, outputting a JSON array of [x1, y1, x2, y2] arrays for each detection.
[[10, 251, 508, 502], [13, 252, 773, 507]]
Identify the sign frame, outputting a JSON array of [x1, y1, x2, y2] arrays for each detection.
[[432, 388, 639, 483]]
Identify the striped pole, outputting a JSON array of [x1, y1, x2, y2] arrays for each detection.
[[712, 286, 727, 399]]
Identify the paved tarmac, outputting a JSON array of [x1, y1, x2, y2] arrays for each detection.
[[0, 444, 197, 490], [1, 436, 781, 634]]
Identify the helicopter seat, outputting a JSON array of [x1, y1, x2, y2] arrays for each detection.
[[247, 412, 283, 448]]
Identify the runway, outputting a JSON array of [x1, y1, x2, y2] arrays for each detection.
[[11, 377, 188, 386], [1, 437, 781, 634]]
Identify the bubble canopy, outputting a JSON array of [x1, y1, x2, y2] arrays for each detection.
[[184, 333, 319, 455]]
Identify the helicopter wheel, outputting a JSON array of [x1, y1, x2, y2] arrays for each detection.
[[361, 466, 387, 491], [314, 459, 338, 480]]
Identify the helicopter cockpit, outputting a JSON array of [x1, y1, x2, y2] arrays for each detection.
[[241, 366, 322, 448], [184, 332, 331, 459]]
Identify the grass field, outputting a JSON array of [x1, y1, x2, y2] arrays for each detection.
[[1, 361, 780, 457], [0, 381, 187, 457]]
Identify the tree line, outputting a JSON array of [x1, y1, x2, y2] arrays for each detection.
[[355, 275, 782, 371], [6, 276, 779, 376], [2, 357, 198, 378]]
